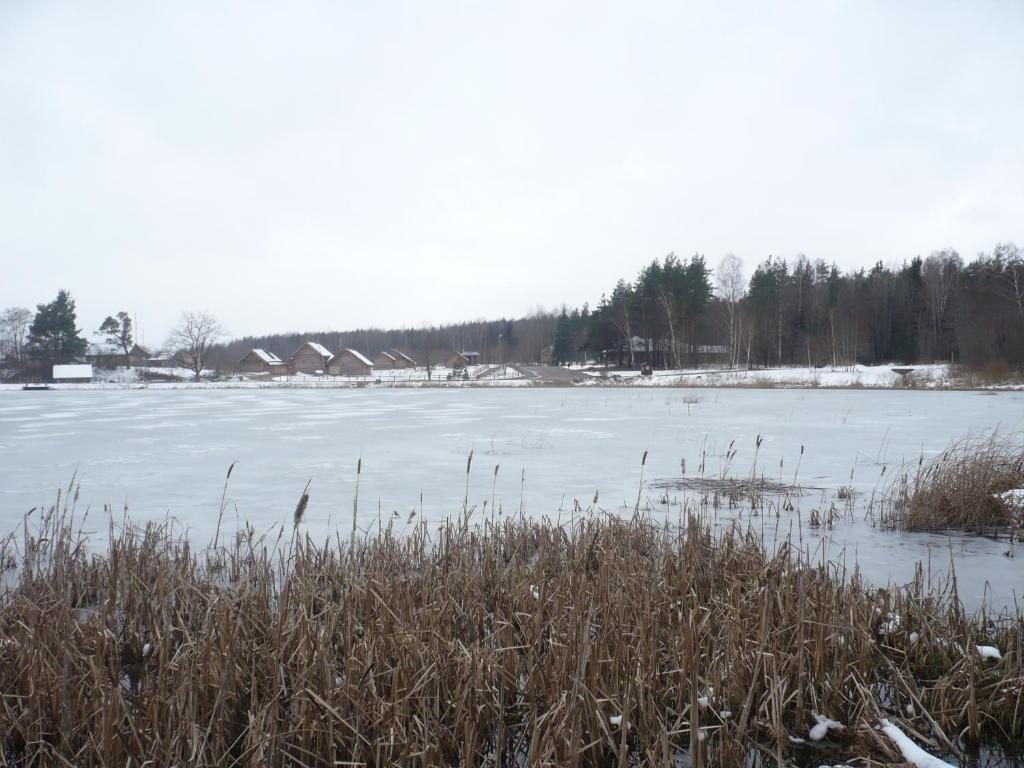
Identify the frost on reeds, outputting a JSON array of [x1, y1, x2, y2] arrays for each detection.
[[881, 432, 1024, 534], [1, 504, 1023, 766]]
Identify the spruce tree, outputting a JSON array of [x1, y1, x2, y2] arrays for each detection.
[[28, 290, 87, 364]]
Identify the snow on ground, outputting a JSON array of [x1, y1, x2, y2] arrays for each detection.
[[878, 719, 954, 767], [580, 364, 953, 389], [0, 365, 526, 391], [5, 362, 1020, 391]]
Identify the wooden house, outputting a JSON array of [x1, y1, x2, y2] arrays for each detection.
[[373, 351, 397, 369], [446, 351, 480, 369], [291, 342, 334, 375], [389, 349, 417, 368], [237, 348, 288, 376], [85, 342, 151, 368], [326, 348, 375, 376]]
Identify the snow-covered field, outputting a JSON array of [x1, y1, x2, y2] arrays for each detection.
[[583, 363, 954, 388], [4, 362, 1017, 392], [2, 386, 1022, 609], [0, 364, 527, 390]]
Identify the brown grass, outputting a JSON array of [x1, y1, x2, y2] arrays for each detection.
[[881, 433, 1024, 534], [1, 497, 1022, 766]]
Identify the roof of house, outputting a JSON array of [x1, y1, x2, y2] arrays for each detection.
[[86, 342, 122, 356], [53, 364, 93, 380], [461, 350, 480, 357], [240, 348, 284, 365], [338, 348, 374, 366], [296, 341, 334, 359], [86, 342, 151, 357], [376, 351, 397, 362], [389, 349, 417, 365]]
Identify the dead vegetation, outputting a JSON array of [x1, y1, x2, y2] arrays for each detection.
[[881, 433, 1024, 534], [1, 495, 1023, 767]]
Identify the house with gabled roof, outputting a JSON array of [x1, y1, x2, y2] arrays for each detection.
[[85, 342, 151, 368], [237, 348, 288, 376], [326, 348, 374, 376], [389, 349, 417, 368], [291, 341, 334, 375], [373, 351, 397, 369], [446, 351, 480, 369]]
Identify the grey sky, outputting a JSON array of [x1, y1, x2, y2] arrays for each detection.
[[2, 1, 1022, 345]]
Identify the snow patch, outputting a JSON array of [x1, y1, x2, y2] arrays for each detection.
[[879, 719, 954, 767]]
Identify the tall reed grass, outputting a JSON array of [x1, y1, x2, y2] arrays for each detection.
[[0, 496, 1022, 766], [881, 433, 1024, 534]]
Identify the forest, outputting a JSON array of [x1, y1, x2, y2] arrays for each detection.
[[3, 243, 1022, 374], [558, 242, 1024, 369]]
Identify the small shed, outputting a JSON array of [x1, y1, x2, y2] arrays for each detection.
[[389, 349, 417, 369], [237, 348, 288, 375], [52, 364, 93, 383], [327, 348, 375, 376], [373, 351, 397, 369], [291, 342, 334, 375], [446, 351, 480, 369]]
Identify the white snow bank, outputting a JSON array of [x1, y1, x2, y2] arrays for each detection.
[[879, 719, 954, 767], [578, 363, 957, 389]]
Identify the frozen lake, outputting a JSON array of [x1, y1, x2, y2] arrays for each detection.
[[2, 387, 1023, 608]]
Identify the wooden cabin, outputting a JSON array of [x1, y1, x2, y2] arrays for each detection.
[[389, 349, 417, 369], [446, 351, 480, 369], [291, 342, 334, 375], [237, 348, 288, 376], [326, 348, 374, 376], [373, 351, 397, 369], [85, 342, 151, 368]]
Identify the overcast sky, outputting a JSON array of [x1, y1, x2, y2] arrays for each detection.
[[2, 1, 1022, 345]]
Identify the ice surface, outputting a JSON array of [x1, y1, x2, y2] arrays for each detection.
[[1, 387, 1022, 609]]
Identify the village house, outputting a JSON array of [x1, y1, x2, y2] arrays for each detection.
[[446, 351, 480, 368], [85, 342, 151, 368], [236, 348, 288, 376], [326, 348, 374, 376], [389, 349, 417, 368], [290, 342, 333, 374], [373, 351, 397, 369]]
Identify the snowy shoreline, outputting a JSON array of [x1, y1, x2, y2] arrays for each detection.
[[2, 362, 1021, 391]]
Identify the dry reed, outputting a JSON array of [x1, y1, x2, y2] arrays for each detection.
[[881, 433, 1024, 534], [0, 498, 1022, 766]]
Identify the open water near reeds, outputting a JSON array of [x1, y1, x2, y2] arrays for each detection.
[[2, 386, 1023, 610]]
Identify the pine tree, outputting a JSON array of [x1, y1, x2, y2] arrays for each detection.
[[97, 311, 134, 356], [28, 290, 87, 364]]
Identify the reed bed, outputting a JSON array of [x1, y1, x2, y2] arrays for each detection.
[[881, 433, 1024, 534], [1, 499, 1023, 767]]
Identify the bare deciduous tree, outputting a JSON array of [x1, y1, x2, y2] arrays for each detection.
[[715, 254, 745, 367], [994, 242, 1024, 327], [166, 311, 225, 380], [0, 306, 32, 364]]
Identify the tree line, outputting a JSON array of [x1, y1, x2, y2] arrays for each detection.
[[3, 241, 1021, 380], [550, 242, 1024, 369]]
